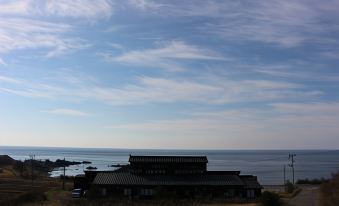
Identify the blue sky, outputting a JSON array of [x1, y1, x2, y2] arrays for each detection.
[[1, 0, 339, 149]]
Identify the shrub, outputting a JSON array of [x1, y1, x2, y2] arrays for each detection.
[[2, 190, 47, 206], [260, 191, 283, 206], [16, 190, 47, 202], [319, 172, 339, 206], [285, 180, 295, 193], [296, 178, 328, 185]]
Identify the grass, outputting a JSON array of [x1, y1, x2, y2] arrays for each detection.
[[0, 190, 47, 206], [45, 189, 65, 201], [0, 166, 18, 178], [0, 165, 66, 205]]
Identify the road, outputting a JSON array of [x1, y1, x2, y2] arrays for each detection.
[[288, 185, 319, 206]]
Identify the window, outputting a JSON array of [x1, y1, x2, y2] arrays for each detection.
[[102, 188, 107, 196], [224, 189, 234, 198], [124, 188, 132, 196], [247, 190, 255, 198], [140, 188, 153, 196]]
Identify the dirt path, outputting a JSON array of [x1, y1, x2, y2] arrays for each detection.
[[288, 185, 319, 206]]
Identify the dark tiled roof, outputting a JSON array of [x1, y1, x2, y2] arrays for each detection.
[[93, 172, 244, 186], [207, 171, 241, 175], [239, 175, 263, 189], [129, 155, 208, 163]]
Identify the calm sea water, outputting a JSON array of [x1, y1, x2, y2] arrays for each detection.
[[0, 146, 338, 185]]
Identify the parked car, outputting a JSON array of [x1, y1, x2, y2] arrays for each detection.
[[72, 188, 83, 198]]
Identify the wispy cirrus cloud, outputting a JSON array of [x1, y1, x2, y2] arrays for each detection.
[[107, 102, 339, 149], [0, 75, 21, 84], [87, 76, 221, 104], [0, 18, 91, 58], [103, 40, 226, 71], [127, 0, 165, 11], [84, 76, 320, 105], [0, 0, 114, 59], [0, 0, 114, 19], [0, 72, 321, 105], [254, 65, 339, 82], [201, 0, 323, 47], [271, 102, 339, 116], [127, 0, 339, 48], [0, 83, 65, 99], [0, 0, 31, 16], [45, 108, 89, 117], [0, 58, 7, 66]]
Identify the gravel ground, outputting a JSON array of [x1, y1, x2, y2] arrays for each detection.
[[287, 185, 319, 206]]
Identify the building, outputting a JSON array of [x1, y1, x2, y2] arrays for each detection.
[[77, 155, 262, 199]]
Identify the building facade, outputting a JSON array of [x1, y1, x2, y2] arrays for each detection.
[[78, 155, 262, 199]]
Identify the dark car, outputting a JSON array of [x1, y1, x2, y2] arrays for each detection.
[[72, 188, 83, 198]]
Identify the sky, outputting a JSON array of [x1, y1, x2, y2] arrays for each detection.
[[1, 0, 339, 149]]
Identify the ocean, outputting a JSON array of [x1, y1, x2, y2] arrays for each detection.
[[0, 146, 338, 185]]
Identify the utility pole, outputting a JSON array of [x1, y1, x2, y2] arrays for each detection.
[[62, 158, 66, 190], [288, 154, 296, 184], [29, 154, 35, 189], [283, 165, 286, 185], [283, 165, 286, 192]]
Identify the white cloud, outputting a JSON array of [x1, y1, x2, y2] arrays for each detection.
[[83, 76, 310, 105], [45, 108, 89, 117], [104, 40, 226, 71], [87, 76, 221, 104], [127, 0, 339, 48], [202, 1, 319, 47], [43, 0, 114, 19], [107, 102, 339, 149], [108, 43, 124, 50], [0, 75, 21, 84], [0, 84, 63, 99], [0, 58, 6, 66], [0, 0, 110, 57], [127, 0, 164, 11], [255, 67, 339, 82], [0, 18, 90, 57], [240, 80, 301, 90], [0, 0, 31, 16], [0, 0, 114, 20], [271, 102, 339, 116], [140, 77, 311, 104], [0, 71, 321, 106], [104, 25, 127, 33]]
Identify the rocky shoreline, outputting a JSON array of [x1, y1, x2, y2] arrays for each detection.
[[0, 155, 82, 176]]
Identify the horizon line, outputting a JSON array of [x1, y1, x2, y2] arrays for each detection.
[[1, 145, 338, 151]]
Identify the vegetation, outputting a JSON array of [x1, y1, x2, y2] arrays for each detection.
[[1, 154, 82, 179], [284, 180, 295, 193], [64, 199, 259, 206], [260, 191, 283, 206], [296, 178, 329, 185], [319, 172, 339, 206], [1, 190, 46, 206]]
